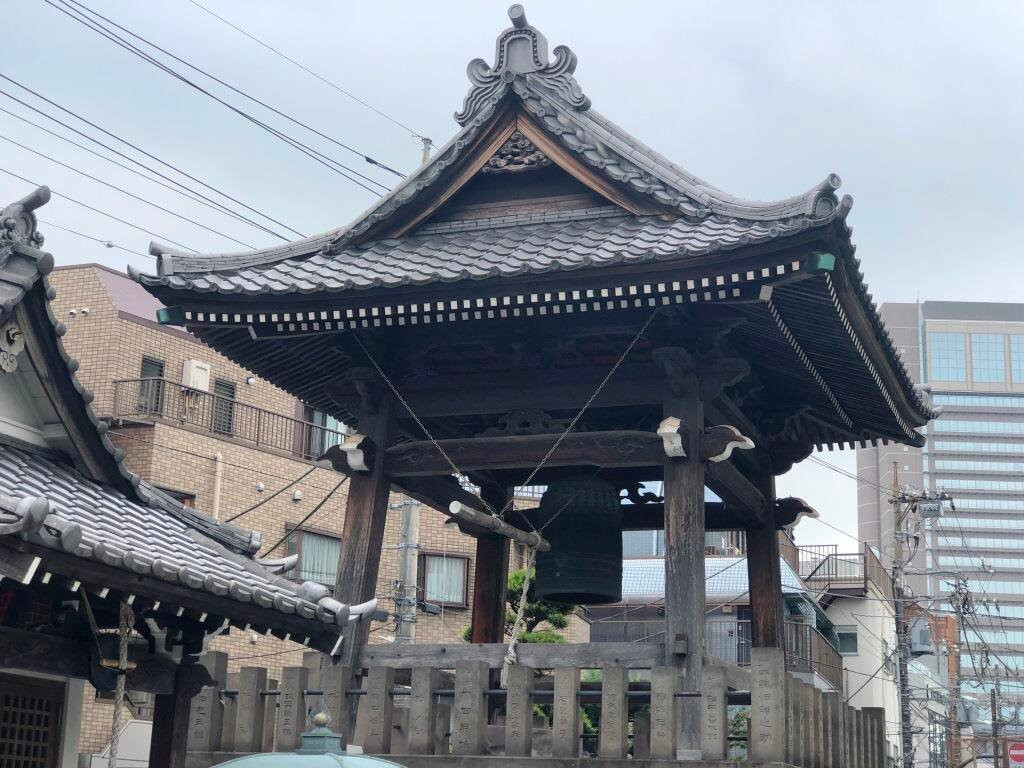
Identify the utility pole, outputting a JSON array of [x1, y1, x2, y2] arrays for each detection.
[[992, 684, 1000, 768], [951, 576, 968, 764], [394, 498, 420, 643], [891, 461, 915, 766]]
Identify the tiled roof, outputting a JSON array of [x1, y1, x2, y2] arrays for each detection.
[[621, 556, 806, 601], [0, 442, 350, 628], [139, 211, 830, 296], [136, 7, 845, 289], [0, 186, 362, 645]]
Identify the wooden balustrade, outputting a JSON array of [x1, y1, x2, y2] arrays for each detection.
[[179, 646, 890, 765]]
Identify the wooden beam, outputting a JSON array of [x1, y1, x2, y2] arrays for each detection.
[[358, 642, 669, 669], [328, 362, 666, 419], [333, 396, 395, 670], [448, 503, 549, 552], [0, 626, 184, 693], [623, 501, 766, 531], [704, 459, 770, 526], [385, 430, 663, 477]]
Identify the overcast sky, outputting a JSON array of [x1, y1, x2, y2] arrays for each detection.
[[3, 1, 1022, 547]]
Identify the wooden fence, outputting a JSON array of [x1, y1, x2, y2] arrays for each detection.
[[184, 644, 887, 766]]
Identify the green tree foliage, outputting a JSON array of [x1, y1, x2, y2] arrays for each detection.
[[461, 567, 576, 643]]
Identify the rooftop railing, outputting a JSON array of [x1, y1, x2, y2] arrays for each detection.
[[113, 378, 345, 462], [798, 542, 894, 602]]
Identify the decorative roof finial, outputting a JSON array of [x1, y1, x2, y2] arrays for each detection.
[[1, 186, 49, 248], [455, 5, 590, 125]]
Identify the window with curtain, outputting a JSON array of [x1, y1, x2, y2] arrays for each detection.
[[284, 528, 341, 585], [418, 553, 469, 607]]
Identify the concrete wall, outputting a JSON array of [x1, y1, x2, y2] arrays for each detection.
[[825, 585, 900, 757]]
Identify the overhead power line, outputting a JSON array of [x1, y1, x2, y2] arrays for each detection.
[[0, 132, 255, 248], [0, 167, 194, 251], [187, 0, 431, 147], [0, 74, 305, 239], [36, 217, 149, 258], [0, 104, 290, 241], [49, 0, 398, 194]]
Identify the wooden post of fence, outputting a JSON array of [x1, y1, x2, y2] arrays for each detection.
[[320, 664, 353, 748], [750, 647, 787, 763], [262, 678, 277, 752], [434, 699, 451, 755], [856, 709, 866, 768], [785, 675, 797, 765], [864, 708, 877, 768], [797, 681, 811, 767], [811, 687, 825, 768], [825, 692, 841, 767], [233, 667, 267, 753], [220, 672, 240, 752], [361, 667, 395, 754], [651, 666, 677, 760], [599, 666, 629, 758], [552, 667, 580, 758], [408, 667, 440, 755], [700, 664, 727, 760], [275, 666, 310, 752], [451, 660, 488, 755], [634, 711, 650, 758], [505, 664, 533, 757], [845, 706, 857, 767], [865, 707, 885, 768], [187, 651, 227, 753]]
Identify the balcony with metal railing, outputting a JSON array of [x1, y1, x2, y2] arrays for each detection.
[[797, 542, 895, 603], [113, 378, 346, 462], [591, 615, 845, 692]]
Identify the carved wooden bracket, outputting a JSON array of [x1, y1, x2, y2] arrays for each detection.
[[339, 432, 374, 473], [774, 496, 819, 529], [701, 425, 754, 463], [652, 346, 749, 399], [342, 367, 385, 416], [657, 417, 687, 458]]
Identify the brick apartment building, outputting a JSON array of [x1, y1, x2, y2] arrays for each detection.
[[49, 263, 505, 759]]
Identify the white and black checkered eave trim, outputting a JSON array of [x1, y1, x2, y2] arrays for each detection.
[[178, 259, 807, 336]]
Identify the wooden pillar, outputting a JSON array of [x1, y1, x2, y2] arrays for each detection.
[[150, 657, 203, 768], [334, 392, 394, 674], [864, 707, 886, 768], [746, 525, 785, 650], [660, 352, 705, 759], [470, 485, 512, 644]]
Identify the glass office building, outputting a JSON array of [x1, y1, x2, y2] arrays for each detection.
[[856, 301, 1024, 705]]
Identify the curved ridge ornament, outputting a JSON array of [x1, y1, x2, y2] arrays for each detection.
[[455, 4, 590, 125]]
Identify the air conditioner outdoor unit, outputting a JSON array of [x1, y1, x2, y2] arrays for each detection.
[[181, 359, 211, 392], [909, 617, 933, 656]]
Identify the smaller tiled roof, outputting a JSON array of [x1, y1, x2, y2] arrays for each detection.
[[621, 555, 806, 601], [0, 441, 350, 629], [140, 211, 828, 296]]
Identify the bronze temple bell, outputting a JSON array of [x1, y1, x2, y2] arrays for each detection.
[[532, 476, 623, 605]]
